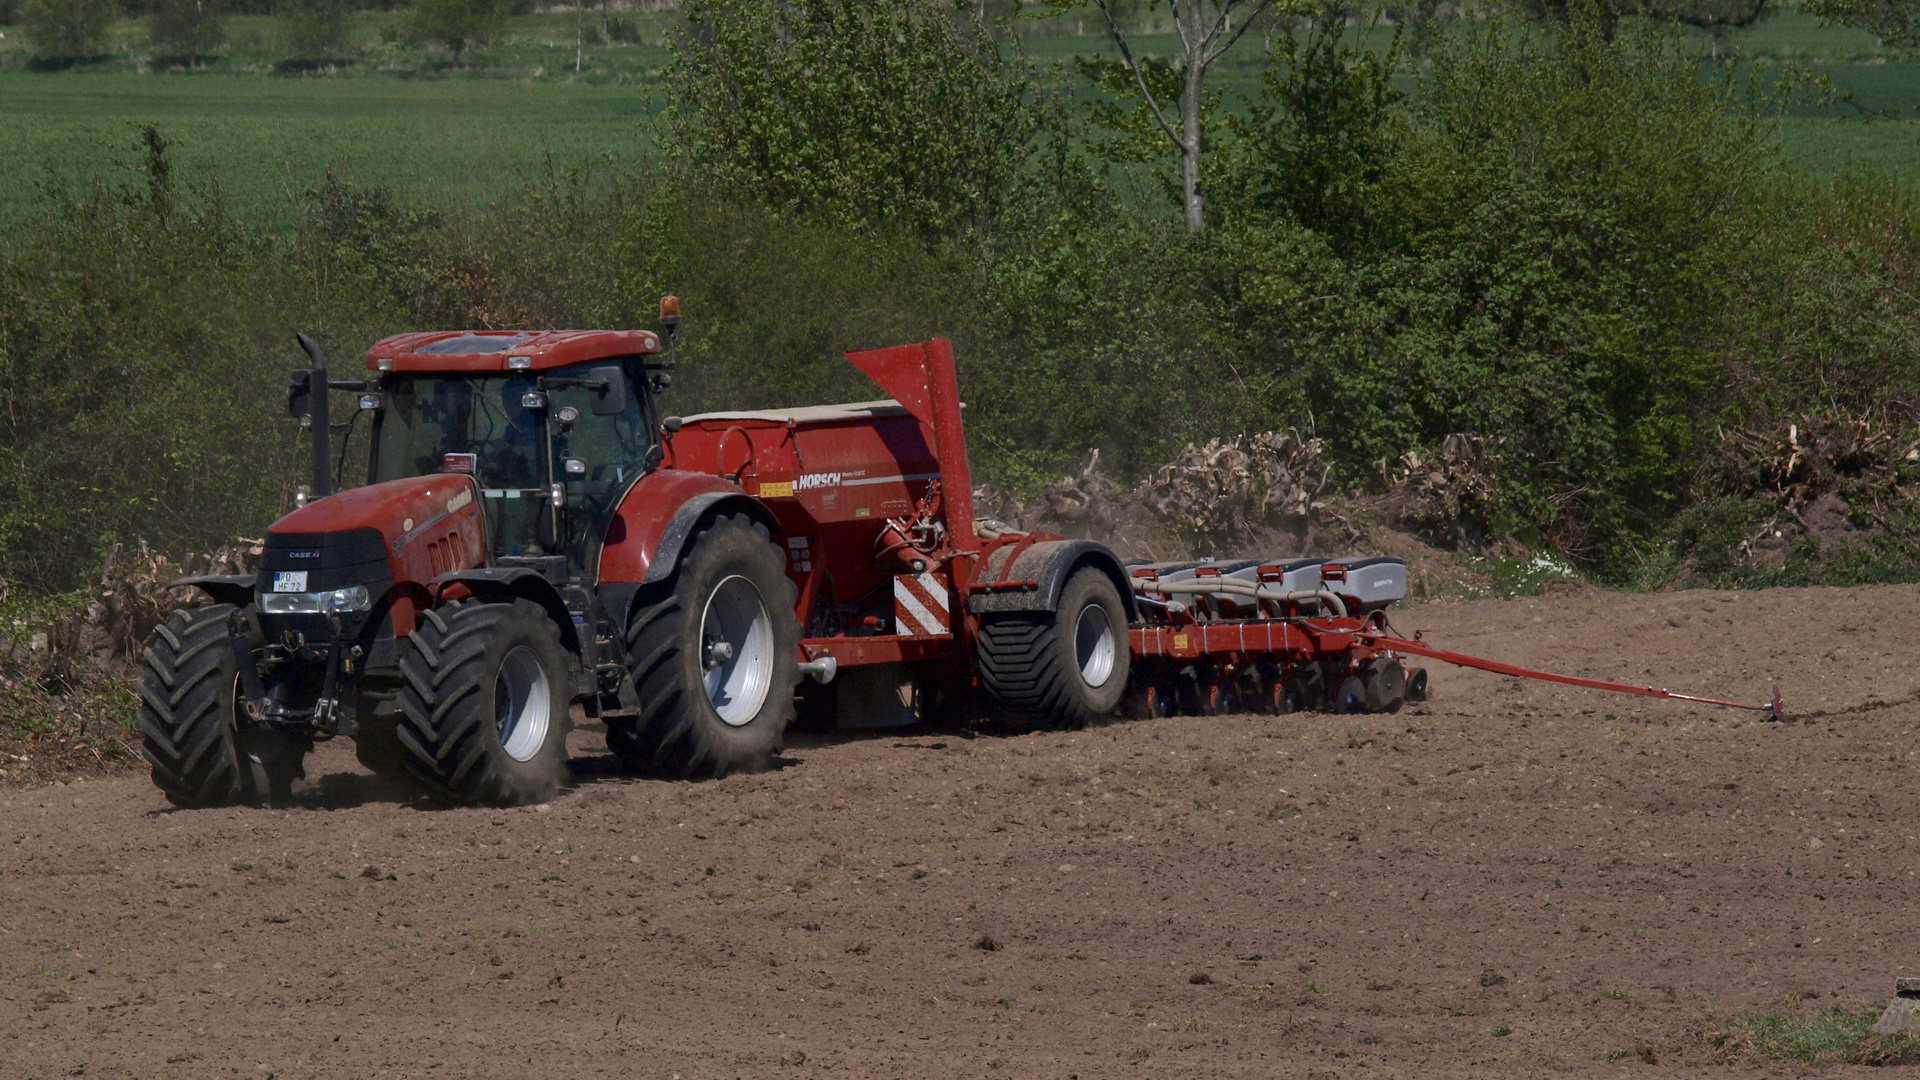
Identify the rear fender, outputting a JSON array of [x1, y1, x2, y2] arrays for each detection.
[[428, 568, 582, 655], [171, 574, 255, 607], [966, 540, 1138, 621], [598, 470, 781, 587]]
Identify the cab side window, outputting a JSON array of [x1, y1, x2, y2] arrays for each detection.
[[547, 362, 653, 515]]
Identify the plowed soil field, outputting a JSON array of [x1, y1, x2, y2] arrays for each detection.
[[6, 585, 1920, 1078]]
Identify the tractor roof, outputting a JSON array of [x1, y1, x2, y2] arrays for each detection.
[[366, 330, 662, 374]]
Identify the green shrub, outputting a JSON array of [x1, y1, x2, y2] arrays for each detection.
[[20, 0, 117, 58], [278, 0, 351, 58], [667, 0, 1054, 240], [0, 129, 414, 590], [408, 0, 503, 57], [148, 0, 224, 57]]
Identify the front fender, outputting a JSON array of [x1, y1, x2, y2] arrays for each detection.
[[171, 574, 256, 607], [428, 567, 581, 655], [597, 470, 780, 587]]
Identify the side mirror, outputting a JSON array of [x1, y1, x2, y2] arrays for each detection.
[[287, 369, 312, 420], [588, 365, 630, 416]]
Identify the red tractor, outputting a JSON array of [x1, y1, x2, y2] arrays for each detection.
[[139, 313, 1148, 807]]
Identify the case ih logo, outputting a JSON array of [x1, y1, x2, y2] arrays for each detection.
[[288, 551, 321, 559], [796, 472, 843, 491]]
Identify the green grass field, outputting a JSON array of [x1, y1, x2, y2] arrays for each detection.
[[0, 9, 1914, 230], [0, 69, 657, 228]]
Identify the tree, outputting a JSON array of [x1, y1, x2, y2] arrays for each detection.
[[666, 0, 1048, 240], [21, 0, 117, 58], [1510, 0, 1772, 37], [1069, 0, 1291, 231], [410, 0, 504, 58], [279, 0, 351, 59], [149, 0, 225, 58], [1804, 0, 1920, 50], [1217, 5, 1402, 249]]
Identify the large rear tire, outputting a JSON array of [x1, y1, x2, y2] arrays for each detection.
[[618, 513, 800, 778], [395, 598, 572, 806], [138, 604, 298, 807], [976, 566, 1131, 729]]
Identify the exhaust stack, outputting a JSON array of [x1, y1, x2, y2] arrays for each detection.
[[295, 332, 334, 498]]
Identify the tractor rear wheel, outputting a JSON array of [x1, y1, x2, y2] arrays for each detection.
[[976, 566, 1130, 729], [618, 513, 800, 778], [395, 597, 572, 806], [138, 604, 299, 807]]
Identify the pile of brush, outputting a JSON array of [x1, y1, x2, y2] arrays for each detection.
[[1377, 433, 1497, 549], [1718, 413, 1913, 511], [1139, 430, 1328, 543], [1713, 412, 1920, 563], [0, 538, 261, 783], [978, 431, 1329, 554]]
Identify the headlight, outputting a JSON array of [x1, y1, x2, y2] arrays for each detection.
[[259, 585, 372, 615]]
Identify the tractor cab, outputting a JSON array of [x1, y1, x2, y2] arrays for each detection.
[[349, 329, 669, 583]]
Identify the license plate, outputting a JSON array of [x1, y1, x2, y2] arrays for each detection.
[[273, 571, 309, 593]]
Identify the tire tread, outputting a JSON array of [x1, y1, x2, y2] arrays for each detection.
[[395, 598, 567, 805], [137, 605, 245, 808]]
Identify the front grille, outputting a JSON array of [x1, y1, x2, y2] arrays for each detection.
[[257, 528, 395, 595]]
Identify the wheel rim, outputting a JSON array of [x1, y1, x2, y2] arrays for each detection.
[[495, 645, 552, 762], [1073, 603, 1116, 689], [700, 574, 775, 727]]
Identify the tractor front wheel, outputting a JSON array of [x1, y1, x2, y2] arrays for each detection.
[[395, 598, 572, 806], [139, 604, 302, 807]]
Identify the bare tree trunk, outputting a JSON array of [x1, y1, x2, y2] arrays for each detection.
[[1094, 0, 1273, 234], [1182, 42, 1206, 232]]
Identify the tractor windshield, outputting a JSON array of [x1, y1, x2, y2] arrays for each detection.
[[370, 362, 654, 564], [371, 373, 546, 489]]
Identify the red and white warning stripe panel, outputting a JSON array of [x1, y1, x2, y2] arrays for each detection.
[[893, 572, 951, 637]]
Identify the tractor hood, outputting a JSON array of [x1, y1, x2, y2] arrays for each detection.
[[261, 474, 487, 605], [272, 474, 479, 543]]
